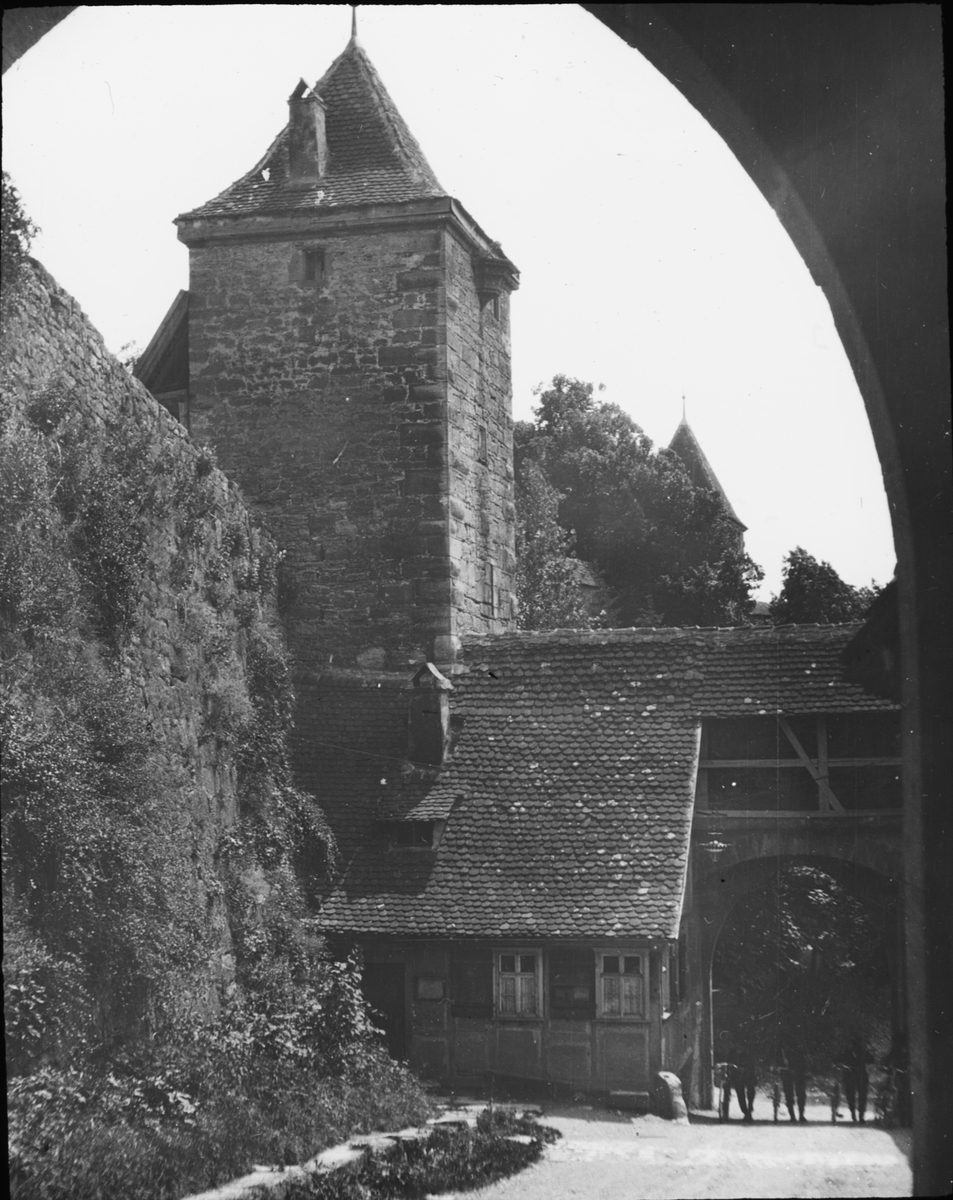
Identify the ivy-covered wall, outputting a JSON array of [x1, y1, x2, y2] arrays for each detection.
[[1, 260, 332, 1059]]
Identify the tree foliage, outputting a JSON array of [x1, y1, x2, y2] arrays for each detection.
[[1, 172, 39, 303], [770, 546, 879, 624], [514, 457, 604, 630], [516, 376, 763, 627]]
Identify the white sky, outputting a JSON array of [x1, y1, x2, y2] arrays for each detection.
[[2, 4, 896, 600]]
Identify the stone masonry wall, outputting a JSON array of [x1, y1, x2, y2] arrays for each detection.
[[444, 229, 517, 639], [2, 260, 288, 1015], [186, 218, 517, 681], [187, 225, 452, 677]]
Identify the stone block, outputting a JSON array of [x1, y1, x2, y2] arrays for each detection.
[[651, 1072, 690, 1123], [399, 421, 446, 447], [393, 308, 437, 330], [396, 269, 443, 291]]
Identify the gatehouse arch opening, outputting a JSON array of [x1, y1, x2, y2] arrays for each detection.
[[709, 856, 901, 1112]]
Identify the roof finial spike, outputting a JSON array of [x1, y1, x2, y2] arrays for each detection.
[[351, 4, 358, 41], [682, 393, 687, 422]]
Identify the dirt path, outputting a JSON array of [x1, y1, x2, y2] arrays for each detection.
[[458, 1102, 911, 1200]]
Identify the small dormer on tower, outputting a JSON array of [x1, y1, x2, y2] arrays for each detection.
[[407, 661, 453, 767]]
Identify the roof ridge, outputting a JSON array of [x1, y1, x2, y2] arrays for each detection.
[[313, 31, 361, 94], [460, 622, 865, 647], [315, 35, 443, 189]]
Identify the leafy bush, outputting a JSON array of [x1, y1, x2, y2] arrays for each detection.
[[2, 907, 94, 1075], [260, 1108, 560, 1199], [0, 414, 81, 639], [2, 674, 210, 1047], [8, 1039, 435, 1200], [475, 1106, 560, 1142]]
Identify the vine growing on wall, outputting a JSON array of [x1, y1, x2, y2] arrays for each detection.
[[1, 172, 39, 307], [1, 375, 337, 1067]]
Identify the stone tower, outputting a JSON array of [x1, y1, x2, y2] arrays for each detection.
[[154, 31, 519, 679]]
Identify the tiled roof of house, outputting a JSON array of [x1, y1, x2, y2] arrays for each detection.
[[180, 36, 446, 220], [668, 417, 746, 529], [315, 624, 896, 940]]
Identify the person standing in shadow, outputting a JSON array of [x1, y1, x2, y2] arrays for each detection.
[[780, 1028, 808, 1123], [714, 1058, 734, 1121], [839, 1034, 870, 1122], [884, 1029, 911, 1126], [716, 1035, 751, 1122], [736, 1043, 758, 1123]]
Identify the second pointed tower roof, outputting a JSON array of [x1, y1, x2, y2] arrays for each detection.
[[668, 417, 746, 530], [181, 34, 447, 219]]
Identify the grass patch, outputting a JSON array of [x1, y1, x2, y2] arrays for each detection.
[[258, 1108, 561, 1199]]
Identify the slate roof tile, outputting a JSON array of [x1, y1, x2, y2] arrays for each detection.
[[316, 625, 895, 941], [180, 37, 445, 221]]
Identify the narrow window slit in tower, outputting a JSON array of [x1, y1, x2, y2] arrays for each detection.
[[303, 249, 325, 283], [484, 564, 496, 615]]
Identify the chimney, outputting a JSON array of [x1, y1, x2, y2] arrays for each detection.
[[287, 79, 327, 186]]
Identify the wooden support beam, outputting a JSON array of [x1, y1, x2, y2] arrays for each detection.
[[696, 809, 898, 819], [817, 715, 830, 805], [779, 715, 845, 813], [698, 757, 901, 769]]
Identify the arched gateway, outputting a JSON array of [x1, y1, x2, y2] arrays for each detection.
[[689, 707, 903, 1106]]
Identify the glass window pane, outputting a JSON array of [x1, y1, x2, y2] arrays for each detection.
[[603, 975, 621, 1015], [603, 955, 620, 975], [500, 955, 515, 974], [621, 975, 641, 1015], [623, 956, 640, 975], [520, 955, 536, 974]]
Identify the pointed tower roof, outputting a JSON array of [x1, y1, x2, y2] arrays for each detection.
[[668, 417, 746, 530], [181, 35, 446, 219]]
